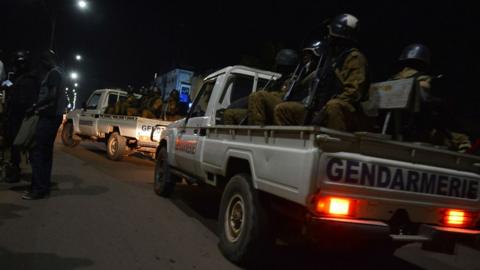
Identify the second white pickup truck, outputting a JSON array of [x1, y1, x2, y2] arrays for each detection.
[[62, 89, 171, 160]]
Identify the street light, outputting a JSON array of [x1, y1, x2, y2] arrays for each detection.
[[70, 72, 79, 80], [77, 0, 88, 10], [74, 83, 79, 87], [48, 1, 91, 50], [75, 54, 82, 61]]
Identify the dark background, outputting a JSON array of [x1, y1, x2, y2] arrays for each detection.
[[1, 0, 479, 135]]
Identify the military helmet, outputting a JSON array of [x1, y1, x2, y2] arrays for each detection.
[[302, 40, 324, 57], [14, 50, 30, 63], [398, 43, 431, 68], [275, 49, 299, 66], [328, 13, 360, 41], [40, 50, 57, 68]]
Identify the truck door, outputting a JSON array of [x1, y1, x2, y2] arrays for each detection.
[[78, 92, 102, 136], [174, 80, 217, 177]]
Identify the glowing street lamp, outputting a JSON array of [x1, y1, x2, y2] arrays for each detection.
[[70, 72, 79, 80], [74, 83, 79, 87], [77, 0, 88, 10], [75, 54, 82, 61]]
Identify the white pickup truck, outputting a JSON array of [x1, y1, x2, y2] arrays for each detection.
[[152, 65, 480, 265], [62, 89, 171, 160]]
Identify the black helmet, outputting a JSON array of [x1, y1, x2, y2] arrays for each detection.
[[328, 13, 359, 41], [275, 49, 299, 66], [302, 40, 324, 57], [40, 50, 57, 69], [14, 50, 30, 63], [398, 43, 431, 68]]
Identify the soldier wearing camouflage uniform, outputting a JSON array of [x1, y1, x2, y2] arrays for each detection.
[[393, 44, 471, 152], [141, 89, 163, 119], [222, 48, 304, 125], [165, 89, 182, 121], [275, 14, 369, 131]]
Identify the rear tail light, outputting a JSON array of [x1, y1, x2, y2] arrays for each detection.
[[442, 209, 477, 228], [316, 197, 354, 217]]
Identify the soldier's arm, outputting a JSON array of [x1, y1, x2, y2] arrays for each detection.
[[335, 51, 368, 103], [35, 70, 61, 110]]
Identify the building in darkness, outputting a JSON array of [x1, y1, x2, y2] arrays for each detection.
[[155, 69, 194, 103]]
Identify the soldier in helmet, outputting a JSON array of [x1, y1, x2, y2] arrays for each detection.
[[393, 44, 471, 152], [275, 13, 369, 131], [223, 48, 300, 125]]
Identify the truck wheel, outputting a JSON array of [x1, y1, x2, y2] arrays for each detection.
[[218, 173, 273, 266], [154, 147, 177, 197], [61, 122, 80, 147], [106, 132, 127, 161]]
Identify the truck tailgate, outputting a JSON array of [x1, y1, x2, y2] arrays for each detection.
[[319, 152, 480, 208]]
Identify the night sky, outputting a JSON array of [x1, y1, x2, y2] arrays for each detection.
[[1, 0, 479, 134]]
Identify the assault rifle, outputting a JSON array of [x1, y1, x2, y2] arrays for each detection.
[[302, 40, 339, 125]]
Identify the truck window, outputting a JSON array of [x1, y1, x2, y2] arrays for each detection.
[[256, 78, 271, 90], [190, 81, 215, 117], [86, 93, 102, 110], [118, 95, 127, 102], [107, 93, 118, 107], [219, 74, 254, 107]]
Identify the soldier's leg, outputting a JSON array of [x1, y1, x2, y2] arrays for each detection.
[[450, 132, 471, 153], [248, 91, 283, 125], [224, 109, 248, 125], [323, 99, 356, 131], [141, 110, 155, 118], [127, 108, 139, 116], [274, 102, 306, 125]]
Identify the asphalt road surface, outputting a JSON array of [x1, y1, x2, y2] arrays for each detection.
[[1, 140, 480, 270]]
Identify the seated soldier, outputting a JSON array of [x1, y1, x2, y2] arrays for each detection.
[[165, 89, 182, 121], [222, 48, 304, 125], [392, 44, 471, 152], [141, 90, 163, 119], [275, 14, 369, 131]]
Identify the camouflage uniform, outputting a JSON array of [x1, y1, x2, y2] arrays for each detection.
[[165, 91, 182, 121], [223, 76, 293, 125], [275, 48, 369, 130], [223, 108, 247, 125], [116, 95, 139, 116], [393, 67, 471, 152], [141, 94, 163, 119]]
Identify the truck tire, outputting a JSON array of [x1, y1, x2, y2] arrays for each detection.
[[106, 132, 127, 161], [61, 122, 80, 147], [218, 173, 273, 266], [154, 147, 177, 197]]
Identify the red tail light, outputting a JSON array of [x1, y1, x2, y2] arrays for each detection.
[[316, 197, 354, 217], [442, 209, 477, 228]]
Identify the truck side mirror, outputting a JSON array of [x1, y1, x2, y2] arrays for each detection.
[[81, 101, 87, 111]]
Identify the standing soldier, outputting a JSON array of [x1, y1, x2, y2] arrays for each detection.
[[4, 51, 41, 183], [23, 50, 66, 200], [393, 44, 471, 152], [275, 13, 369, 131]]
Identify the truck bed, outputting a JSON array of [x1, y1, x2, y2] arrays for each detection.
[[200, 125, 480, 210]]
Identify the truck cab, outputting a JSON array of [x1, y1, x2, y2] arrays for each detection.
[[160, 66, 280, 177], [71, 89, 127, 136]]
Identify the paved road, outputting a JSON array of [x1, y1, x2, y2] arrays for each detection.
[[1, 140, 479, 270]]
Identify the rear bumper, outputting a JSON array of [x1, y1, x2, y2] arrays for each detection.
[[306, 216, 480, 253]]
